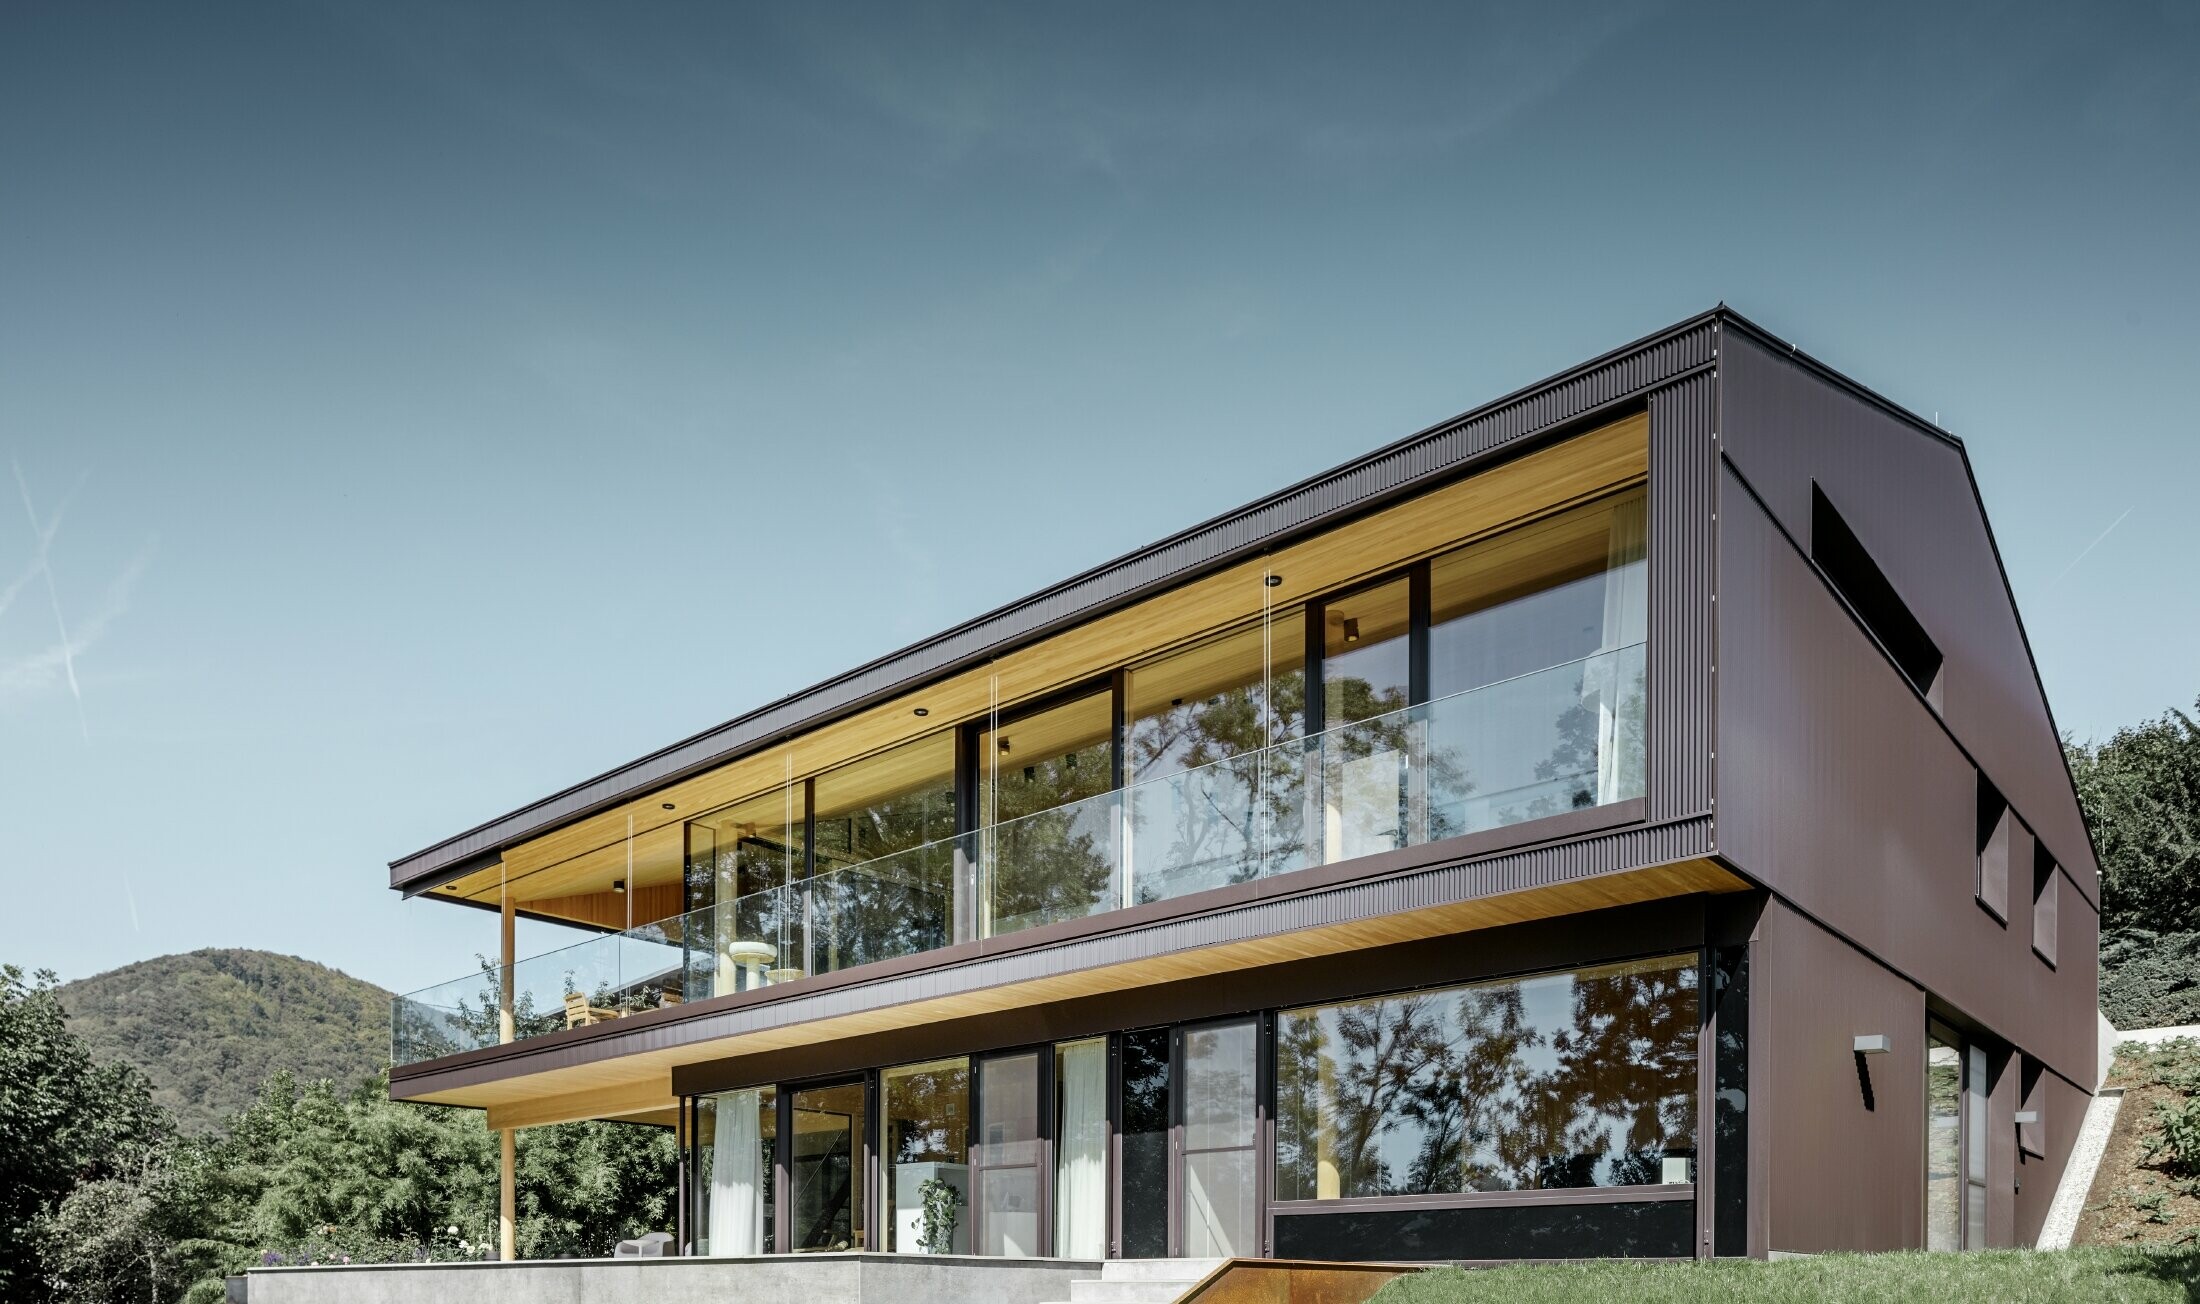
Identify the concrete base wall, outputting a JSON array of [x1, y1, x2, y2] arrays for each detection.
[[243, 1253, 1104, 1304]]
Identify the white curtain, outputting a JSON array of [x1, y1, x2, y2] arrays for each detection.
[[707, 1088, 764, 1256], [1054, 1039, 1107, 1258], [1594, 495, 1649, 805]]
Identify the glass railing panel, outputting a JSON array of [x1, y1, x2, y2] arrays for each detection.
[[983, 794, 1119, 938], [391, 965, 507, 1065], [1423, 643, 1646, 839], [806, 837, 964, 976], [679, 890, 800, 1000], [1125, 747, 1309, 905], [392, 642, 1648, 1068]]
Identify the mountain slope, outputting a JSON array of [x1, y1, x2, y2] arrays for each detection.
[[59, 948, 392, 1132]]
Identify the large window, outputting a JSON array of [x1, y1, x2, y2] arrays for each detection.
[[980, 689, 1118, 936], [1054, 1038, 1109, 1258], [1182, 1019, 1261, 1257], [1124, 612, 1310, 901], [685, 786, 807, 995], [882, 1057, 970, 1253], [812, 734, 960, 971], [1425, 488, 1647, 834], [1275, 954, 1697, 1200], [973, 1050, 1045, 1256], [694, 1086, 776, 1255]]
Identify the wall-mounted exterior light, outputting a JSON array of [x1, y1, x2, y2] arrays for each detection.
[[2014, 1110, 2040, 1125], [1853, 1034, 1891, 1055]]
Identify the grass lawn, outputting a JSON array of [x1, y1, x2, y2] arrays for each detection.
[[1366, 1248, 2200, 1303]]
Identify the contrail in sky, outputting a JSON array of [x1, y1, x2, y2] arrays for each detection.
[[11, 460, 89, 739], [2049, 506, 2134, 589]]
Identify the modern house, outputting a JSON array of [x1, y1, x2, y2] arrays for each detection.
[[385, 308, 2099, 1267]]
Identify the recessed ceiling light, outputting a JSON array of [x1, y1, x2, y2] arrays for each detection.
[[1265, 575, 1283, 588], [913, 707, 929, 717], [661, 802, 675, 811]]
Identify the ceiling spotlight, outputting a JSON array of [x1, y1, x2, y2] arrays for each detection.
[[612, 879, 626, 894], [998, 738, 1012, 754], [913, 707, 929, 717], [1265, 575, 1284, 588], [1342, 617, 1361, 644], [661, 802, 676, 811]]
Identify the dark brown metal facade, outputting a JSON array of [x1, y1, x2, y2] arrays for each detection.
[[386, 308, 2109, 1260], [1647, 371, 1718, 823], [1714, 326, 2099, 901]]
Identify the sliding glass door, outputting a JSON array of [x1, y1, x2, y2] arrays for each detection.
[[694, 1086, 776, 1255], [1926, 1022, 1989, 1252], [1180, 1018, 1262, 1258], [789, 1079, 867, 1252], [973, 1050, 1046, 1256]]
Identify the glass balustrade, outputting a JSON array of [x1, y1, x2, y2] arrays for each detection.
[[393, 643, 1645, 1067]]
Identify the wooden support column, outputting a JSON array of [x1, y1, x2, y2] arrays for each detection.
[[499, 891, 516, 1045], [499, 1127, 517, 1262], [498, 880, 519, 1264]]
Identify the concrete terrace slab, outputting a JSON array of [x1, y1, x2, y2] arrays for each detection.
[[241, 1252, 1105, 1304]]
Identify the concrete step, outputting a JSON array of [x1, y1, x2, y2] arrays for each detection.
[[1099, 1258, 1225, 1284], [1069, 1278, 1201, 1304]]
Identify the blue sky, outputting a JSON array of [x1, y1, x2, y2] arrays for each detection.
[[3, 1, 2195, 995]]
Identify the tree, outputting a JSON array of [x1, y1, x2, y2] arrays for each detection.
[[2068, 699, 2200, 936], [0, 966, 170, 1300]]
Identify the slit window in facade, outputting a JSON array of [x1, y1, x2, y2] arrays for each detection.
[[1975, 776, 2013, 924], [1810, 482, 1943, 701], [1275, 954, 1697, 1200], [2033, 843, 2060, 967]]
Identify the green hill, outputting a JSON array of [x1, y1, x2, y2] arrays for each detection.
[[58, 948, 392, 1132]]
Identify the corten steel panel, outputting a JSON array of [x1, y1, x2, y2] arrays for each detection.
[[673, 896, 1711, 1096], [2013, 1068, 2089, 1244], [1716, 327, 2098, 903], [1715, 478, 2099, 1090], [1647, 374, 1717, 821], [390, 318, 1718, 893], [1757, 898, 1926, 1253]]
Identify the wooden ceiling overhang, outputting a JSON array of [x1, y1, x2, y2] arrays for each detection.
[[428, 412, 1651, 926], [393, 821, 1745, 1128]]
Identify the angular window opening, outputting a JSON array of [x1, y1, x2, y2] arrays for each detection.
[[2033, 843, 2060, 967], [1811, 484, 1943, 702], [1975, 775, 2012, 924], [2018, 1058, 2047, 1160]]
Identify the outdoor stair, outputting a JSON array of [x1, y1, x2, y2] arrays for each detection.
[[1042, 1258, 1226, 1304]]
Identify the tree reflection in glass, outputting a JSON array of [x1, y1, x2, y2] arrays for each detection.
[[1276, 954, 1697, 1199]]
